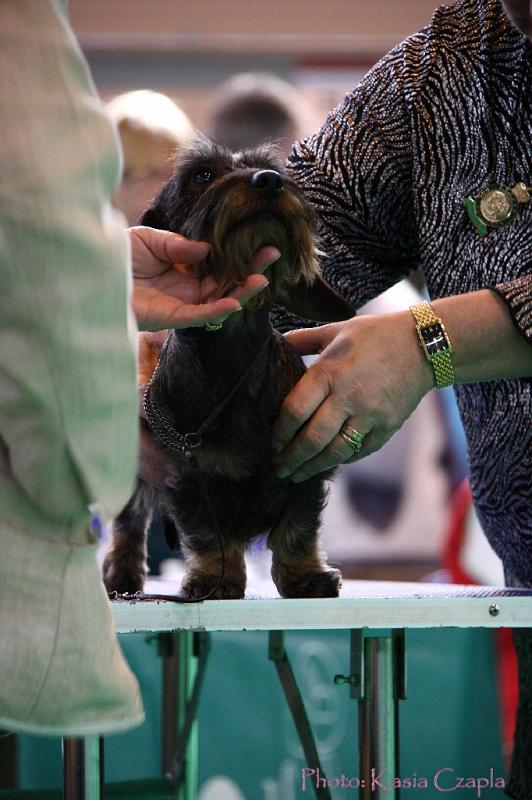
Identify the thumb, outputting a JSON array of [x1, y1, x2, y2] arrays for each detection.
[[131, 226, 210, 266], [283, 322, 341, 356]]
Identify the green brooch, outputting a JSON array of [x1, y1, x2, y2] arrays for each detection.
[[463, 182, 530, 236]]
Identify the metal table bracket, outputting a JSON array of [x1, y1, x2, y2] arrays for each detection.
[[269, 630, 332, 800]]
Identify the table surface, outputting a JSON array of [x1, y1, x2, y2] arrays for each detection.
[[112, 578, 532, 633]]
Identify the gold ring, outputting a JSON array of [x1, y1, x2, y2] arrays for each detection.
[[205, 320, 224, 332], [339, 423, 365, 453]]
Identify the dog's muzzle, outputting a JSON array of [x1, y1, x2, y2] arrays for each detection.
[[251, 169, 283, 198]]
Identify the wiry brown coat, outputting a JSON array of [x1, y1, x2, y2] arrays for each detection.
[[103, 140, 348, 599]]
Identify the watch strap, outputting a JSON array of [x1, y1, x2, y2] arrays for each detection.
[[431, 350, 456, 389], [410, 301, 455, 389], [409, 300, 438, 329]]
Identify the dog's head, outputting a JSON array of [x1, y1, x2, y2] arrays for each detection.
[[140, 137, 354, 321], [140, 137, 318, 303]]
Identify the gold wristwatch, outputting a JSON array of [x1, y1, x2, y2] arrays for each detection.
[[409, 301, 455, 389]]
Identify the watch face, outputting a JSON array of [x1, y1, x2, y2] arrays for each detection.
[[421, 323, 450, 355]]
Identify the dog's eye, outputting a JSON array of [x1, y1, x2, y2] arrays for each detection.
[[193, 170, 214, 185]]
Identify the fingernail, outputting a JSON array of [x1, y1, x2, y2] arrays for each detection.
[[252, 281, 269, 296], [267, 248, 281, 263], [272, 440, 282, 454], [276, 465, 290, 479], [231, 305, 243, 313]]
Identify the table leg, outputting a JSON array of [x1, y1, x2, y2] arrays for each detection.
[[161, 632, 179, 781], [62, 736, 103, 800], [157, 630, 207, 799], [335, 629, 406, 799], [176, 631, 198, 800], [358, 631, 405, 799]]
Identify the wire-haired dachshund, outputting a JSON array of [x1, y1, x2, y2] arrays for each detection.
[[103, 138, 353, 600]]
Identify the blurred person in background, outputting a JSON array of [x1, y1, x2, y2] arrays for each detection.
[[106, 89, 195, 225], [208, 72, 318, 158]]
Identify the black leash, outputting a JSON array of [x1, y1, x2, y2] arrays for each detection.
[[143, 335, 271, 458], [135, 335, 271, 604]]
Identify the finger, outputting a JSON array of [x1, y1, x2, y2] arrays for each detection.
[[134, 287, 240, 331], [199, 272, 269, 302], [341, 428, 395, 469], [201, 246, 279, 298], [198, 246, 278, 302], [175, 300, 241, 328], [203, 246, 277, 300], [251, 246, 281, 273], [289, 435, 361, 482], [289, 422, 371, 481], [228, 274, 269, 304], [275, 397, 354, 478], [271, 366, 331, 455], [283, 323, 342, 357], [131, 227, 210, 270]]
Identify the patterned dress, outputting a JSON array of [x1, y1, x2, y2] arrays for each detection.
[[287, 0, 531, 584], [286, 0, 531, 796]]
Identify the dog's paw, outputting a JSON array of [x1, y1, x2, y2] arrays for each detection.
[[102, 553, 145, 596], [181, 573, 245, 600], [277, 568, 342, 599]]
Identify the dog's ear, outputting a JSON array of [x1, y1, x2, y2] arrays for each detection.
[[136, 203, 166, 229], [279, 275, 356, 322]]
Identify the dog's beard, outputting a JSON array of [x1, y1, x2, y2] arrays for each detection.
[[182, 185, 320, 301]]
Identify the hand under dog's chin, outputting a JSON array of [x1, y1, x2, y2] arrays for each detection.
[[201, 239, 287, 297]]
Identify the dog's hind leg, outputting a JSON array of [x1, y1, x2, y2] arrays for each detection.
[[102, 482, 155, 595], [268, 478, 341, 598]]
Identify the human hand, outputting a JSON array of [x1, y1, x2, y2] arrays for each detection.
[[272, 312, 434, 482], [130, 226, 278, 331]]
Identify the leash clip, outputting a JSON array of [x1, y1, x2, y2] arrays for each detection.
[[179, 432, 202, 458]]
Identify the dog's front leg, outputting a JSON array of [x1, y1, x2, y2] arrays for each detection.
[[268, 477, 342, 598], [179, 539, 247, 600], [102, 482, 155, 595]]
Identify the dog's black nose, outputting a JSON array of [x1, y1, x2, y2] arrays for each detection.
[[251, 170, 283, 198]]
